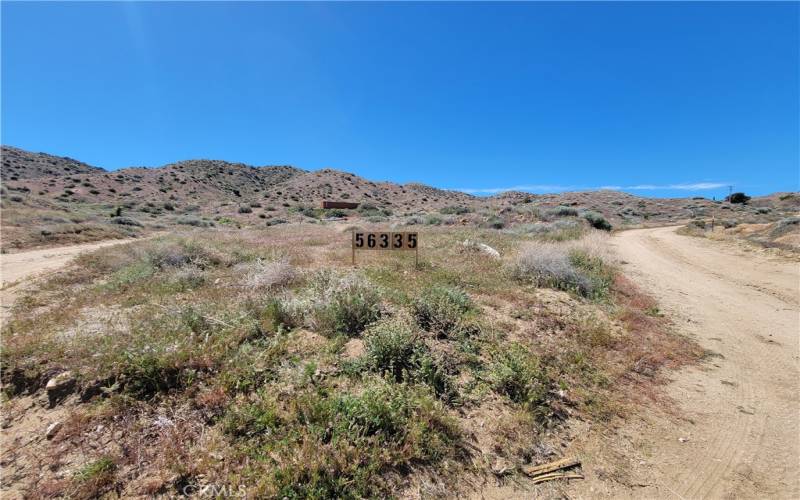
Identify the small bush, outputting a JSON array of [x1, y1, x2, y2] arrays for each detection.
[[266, 218, 288, 226], [583, 211, 612, 231], [238, 205, 253, 214], [259, 297, 297, 332], [75, 457, 116, 482], [222, 394, 281, 438], [489, 343, 550, 418], [690, 220, 706, 229], [303, 271, 382, 337], [726, 192, 750, 204], [176, 217, 213, 227], [511, 244, 593, 296], [360, 318, 452, 398], [110, 217, 142, 227], [325, 208, 347, 218], [238, 259, 297, 291], [120, 351, 180, 398], [770, 216, 800, 237], [483, 216, 505, 229], [424, 214, 443, 225], [512, 220, 583, 241], [439, 205, 471, 215], [546, 205, 578, 217], [265, 381, 460, 498], [412, 286, 471, 337]]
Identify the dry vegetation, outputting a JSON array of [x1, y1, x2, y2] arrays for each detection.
[[4, 145, 798, 252], [679, 212, 800, 255], [1, 222, 703, 498]]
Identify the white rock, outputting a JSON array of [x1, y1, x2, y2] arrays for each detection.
[[462, 239, 500, 259], [45, 371, 74, 392], [45, 421, 63, 440]]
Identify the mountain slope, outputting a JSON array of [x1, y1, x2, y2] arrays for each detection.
[[1, 146, 105, 180], [1, 145, 797, 251]]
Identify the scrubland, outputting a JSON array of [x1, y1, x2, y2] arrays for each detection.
[[1, 222, 701, 498], [679, 214, 800, 255]]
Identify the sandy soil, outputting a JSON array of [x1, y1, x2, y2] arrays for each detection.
[[0, 239, 133, 326], [570, 226, 799, 499]]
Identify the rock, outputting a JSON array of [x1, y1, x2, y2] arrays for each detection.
[[45, 421, 63, 440], [462, 239, 501, 259], [45, 371, 76, 407], [490, 457, 513, 476]]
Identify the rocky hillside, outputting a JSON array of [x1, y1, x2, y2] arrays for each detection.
[[2, 145, 798, 250], [1, 146, 105, 180]]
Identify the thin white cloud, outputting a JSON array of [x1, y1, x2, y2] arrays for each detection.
[[455, 182, 728, 195], [626, 182, 728, 191], [458, 184, 576, 194]]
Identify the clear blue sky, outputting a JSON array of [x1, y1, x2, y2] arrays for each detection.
[[2, 2, 798, 198]]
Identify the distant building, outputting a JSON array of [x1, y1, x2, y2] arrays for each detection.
[[322, 201, 359, 209]]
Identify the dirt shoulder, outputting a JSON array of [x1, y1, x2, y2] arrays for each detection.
[[569, 226, 799, 498], [0, 239, 135, 326]]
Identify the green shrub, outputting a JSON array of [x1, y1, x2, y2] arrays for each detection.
[[583, 211, 612, 231], [361, 318, 452, 399], [726, 192, 750, 204], [568, 249, 614, 300], [412, 286, 472, 337], [110, 217, 142, 227], [483, 216, 505, 229], [176, 217, 214, 227], [546, 206, 578, 217], [424, 214, 443, 225], [238, 205, 253, 214], [325, 208, 347, 218], [259, 298, 297, 332], [490, 343, 550, 417], [304, 271, 381, 337], [439, 205, 471, 215], [75, 457, 116, 482], [120, 351, 180, 399], [266, 381, 460, 498], [223, 394, 281, 438]]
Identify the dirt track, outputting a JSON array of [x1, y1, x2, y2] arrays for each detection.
[[0, 240, 132, 326], [575, 226, 799, 499]]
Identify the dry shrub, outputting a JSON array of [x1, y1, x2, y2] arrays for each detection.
[[511, 244, 594, 295], [510, 231, 614, 297], [237, 258, 298, 292]]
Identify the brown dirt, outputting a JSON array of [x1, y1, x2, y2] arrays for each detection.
[[0, 239, 135, 326], [568, 226, 799, 499]]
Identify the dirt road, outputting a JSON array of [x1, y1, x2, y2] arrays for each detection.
[[0, 239, 132, 325], [575, 226, 799, 499]]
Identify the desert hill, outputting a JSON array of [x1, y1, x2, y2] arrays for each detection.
[[1, 145, 797, 250], [1, 146, 105, 179]]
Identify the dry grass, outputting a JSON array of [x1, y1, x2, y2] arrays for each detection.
[[0, 223, 701, 497]]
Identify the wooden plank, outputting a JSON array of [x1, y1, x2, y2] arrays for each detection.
[[521, 457, 580, 477]]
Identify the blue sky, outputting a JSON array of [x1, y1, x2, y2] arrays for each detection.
[[2, 2, 798, 198]]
